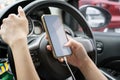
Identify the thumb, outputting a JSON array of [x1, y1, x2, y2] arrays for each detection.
[[0, 26, 3, 36], [64, 38, 76, 46], [0, 24, 6, 38], [0, 30, 3, 37], [0, 30, 1, 35], [18, 6, 26, 17], [64, 39, 74, 48]]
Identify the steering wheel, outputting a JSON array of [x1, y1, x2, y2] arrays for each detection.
[[3, 0, 97, 80]]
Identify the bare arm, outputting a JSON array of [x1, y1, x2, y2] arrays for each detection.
[[64, 38, 108, 80], [0, 6, 40, 80], [78, 56, 107, 80], [47, 37, 107, 80], [10, 38, 40, 80]]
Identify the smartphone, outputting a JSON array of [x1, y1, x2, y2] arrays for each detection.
[[41, 15, 72, 58]]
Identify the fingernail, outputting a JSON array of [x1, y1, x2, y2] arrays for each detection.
[[18, 6, 22, 10]]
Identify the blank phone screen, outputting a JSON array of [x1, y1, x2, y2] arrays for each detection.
[[42, 15, 71, 58]]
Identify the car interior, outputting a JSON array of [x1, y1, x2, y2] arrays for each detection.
[[0, 0, 120, 80]]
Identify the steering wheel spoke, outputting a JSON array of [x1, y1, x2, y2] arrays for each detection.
[[73, 37, 95, 53], [28, 33, 45, 50]]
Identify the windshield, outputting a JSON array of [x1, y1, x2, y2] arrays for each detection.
[[0, 0, 18, 9]]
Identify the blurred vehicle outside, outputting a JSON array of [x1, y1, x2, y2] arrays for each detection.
[[0, 0, 18, 9], [79, 0, 120, 32]]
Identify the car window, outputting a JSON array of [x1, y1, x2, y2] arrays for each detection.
[[1, 0, 118, 33], [0, 0, 17, 9], [79, 0, 120, 33]]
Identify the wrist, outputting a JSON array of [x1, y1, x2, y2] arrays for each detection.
[[9, 37, 27, 48], [77, 56, 92, 69]]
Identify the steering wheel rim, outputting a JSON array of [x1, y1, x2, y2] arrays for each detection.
[[24, 1, 94, 37], [7, 0, 97, 80], [24, 0, 97, 60]]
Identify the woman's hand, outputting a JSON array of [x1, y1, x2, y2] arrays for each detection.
[[0, 6, 28, 47], [47, 37, 89, 68], [47, 37, 108, 80], [64, 38, 89, 67]]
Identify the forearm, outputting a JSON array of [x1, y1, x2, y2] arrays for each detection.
[[78, 56, 107, 80], [10, 38, 40, 80]]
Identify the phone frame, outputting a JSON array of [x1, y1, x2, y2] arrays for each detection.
[[41, 15, 72, 58]]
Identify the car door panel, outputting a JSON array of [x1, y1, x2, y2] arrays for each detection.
[[94, 32, 120, 66], [94, 32, 120, 79]]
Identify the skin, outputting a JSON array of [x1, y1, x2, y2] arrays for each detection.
[[0, 6, 40, 80], [64, 38, 107, 80], [0, 6, 107, 80]]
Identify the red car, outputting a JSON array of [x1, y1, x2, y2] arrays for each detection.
[[79, 0, 120, 32]]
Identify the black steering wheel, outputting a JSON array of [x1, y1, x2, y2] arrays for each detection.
[[2, 0, 97, 80]]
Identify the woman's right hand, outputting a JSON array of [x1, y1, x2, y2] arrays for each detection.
[[47, 37, 89, 68], [64, 38, 89, 68]]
